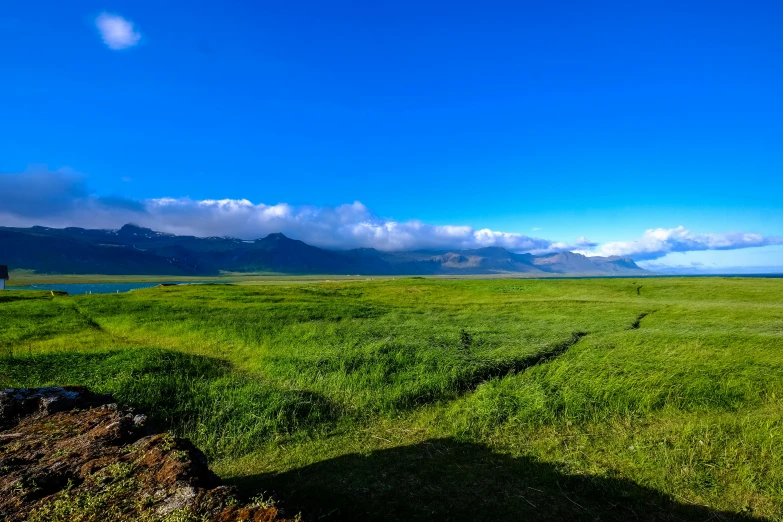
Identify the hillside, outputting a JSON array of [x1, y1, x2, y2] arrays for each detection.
[[0, 224, 648, 276]]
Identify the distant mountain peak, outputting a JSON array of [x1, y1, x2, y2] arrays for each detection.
[[117, 224, 156, 236], [264, 232, 289, 240], [551, 251, 582, 258], [461, 246, 512, 259]]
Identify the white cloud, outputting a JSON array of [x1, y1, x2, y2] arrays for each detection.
[[1, 169, 780, 262], [590, 226, 783, 261], [95, 13, 141, 50], [137, 198, 574, 252], [0, 168, 581, 253]]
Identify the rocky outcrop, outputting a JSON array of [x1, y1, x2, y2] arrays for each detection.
[[0, 387, 295, 522]]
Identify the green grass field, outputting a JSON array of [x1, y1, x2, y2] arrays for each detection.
[[2, 277, 782, 520]]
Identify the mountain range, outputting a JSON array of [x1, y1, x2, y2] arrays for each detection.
[[0, 224, 648, 276]]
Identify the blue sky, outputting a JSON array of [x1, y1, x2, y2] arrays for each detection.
[[1, 1, 781, 270]]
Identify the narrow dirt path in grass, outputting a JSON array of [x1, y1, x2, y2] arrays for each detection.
[[455, 331, 589, 395], [70, 302, 105, 331], [461, 308, 658, 395], [628, 310, 658, 329]]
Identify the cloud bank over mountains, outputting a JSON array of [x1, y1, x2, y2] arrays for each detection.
[[1, 168, 780, 261], [143, 197, 591, 253]]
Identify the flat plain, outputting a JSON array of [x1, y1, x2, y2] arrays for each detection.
[[2, 277, 782, 520]]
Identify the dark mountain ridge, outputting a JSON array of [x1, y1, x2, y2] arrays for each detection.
[[0, 224, 648, 276]]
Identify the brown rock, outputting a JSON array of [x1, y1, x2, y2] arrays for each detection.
[[0, 387, 296, 522]]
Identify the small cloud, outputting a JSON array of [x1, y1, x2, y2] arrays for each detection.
[[95, 13, 141, 50], [121, 176, 132, 182], [532, 227, 542, 231]]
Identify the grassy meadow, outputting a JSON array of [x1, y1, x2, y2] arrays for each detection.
[[2, 277, 782, 520]]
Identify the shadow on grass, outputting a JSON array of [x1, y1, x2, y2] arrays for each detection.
[[231, 438, 762, 522], [0, 348, 338, 456]]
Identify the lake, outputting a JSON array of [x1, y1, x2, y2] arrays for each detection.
[[11, 282, 184, 294]]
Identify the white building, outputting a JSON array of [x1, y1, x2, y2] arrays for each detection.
[[0, 266, 7, 290]]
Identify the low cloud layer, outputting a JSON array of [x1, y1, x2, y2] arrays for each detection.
[[0, 168, 574, 253], [95, 13, 141, 50], [592, 226, 783, 261], [1, 169, 779, 260], [143, 198, 578, 252]]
